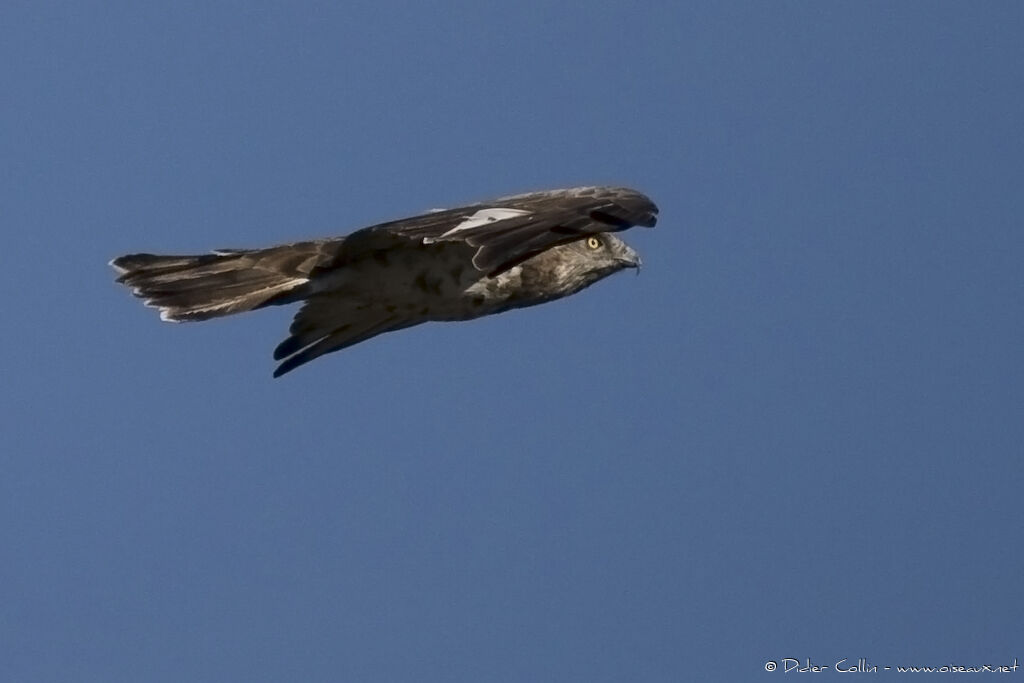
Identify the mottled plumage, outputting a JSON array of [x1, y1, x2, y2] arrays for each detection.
[[111, 186, 658, 376]]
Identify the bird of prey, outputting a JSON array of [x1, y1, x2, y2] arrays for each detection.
[[111, 185, 658, 377]]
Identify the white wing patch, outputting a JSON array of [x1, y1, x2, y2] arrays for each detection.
[[430, 207, 532, 241]]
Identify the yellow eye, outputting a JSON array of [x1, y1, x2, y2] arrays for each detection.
[[585, 236, 602, 250]]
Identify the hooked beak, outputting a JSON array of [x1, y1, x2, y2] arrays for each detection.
[[616, 245, 643, 273]]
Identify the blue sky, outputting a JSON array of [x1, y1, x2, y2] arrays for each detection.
[[2, 1, 1022, 681]]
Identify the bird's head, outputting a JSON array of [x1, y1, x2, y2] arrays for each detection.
[[525, 233, 642, 299]]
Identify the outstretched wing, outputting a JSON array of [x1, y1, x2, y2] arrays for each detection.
[[271, 296, 417, 377], [314, 186, 658, 276]]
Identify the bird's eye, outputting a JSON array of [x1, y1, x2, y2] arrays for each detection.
[[585, 236, 602, 250]]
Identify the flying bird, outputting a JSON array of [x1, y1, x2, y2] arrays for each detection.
[[111, 185, 658, 377]]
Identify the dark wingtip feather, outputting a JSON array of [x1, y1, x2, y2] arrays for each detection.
[[273, 351, 311, 378], [273, 335, 305, 361]]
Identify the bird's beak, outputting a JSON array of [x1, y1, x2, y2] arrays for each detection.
[[616, 246, 642, 272]]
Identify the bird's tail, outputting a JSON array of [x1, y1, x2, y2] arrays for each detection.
[[110, 244, 321, 322]]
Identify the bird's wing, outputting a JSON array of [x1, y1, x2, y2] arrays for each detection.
[[272, 296, 418, 377], [314, 186, 658, 276]]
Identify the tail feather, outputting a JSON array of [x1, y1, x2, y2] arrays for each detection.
[[110, 248, 311, 322]]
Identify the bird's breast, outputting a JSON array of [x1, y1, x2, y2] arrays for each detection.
[[309, 243, 522, 321]]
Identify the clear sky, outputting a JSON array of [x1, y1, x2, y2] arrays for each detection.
[[2, 2, 1022, 681]]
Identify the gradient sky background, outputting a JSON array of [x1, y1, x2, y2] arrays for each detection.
[[3, 2, 1022, 681]]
